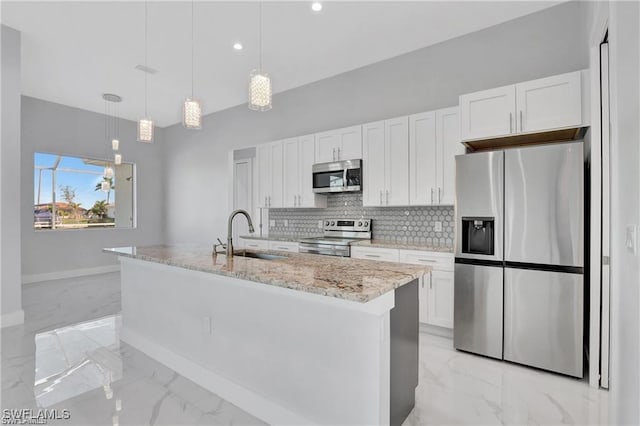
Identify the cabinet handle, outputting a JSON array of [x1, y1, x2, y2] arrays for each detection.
[[430, 188, 434, 204], [418, 259, 437, 263], [509, 112, 513, 133], [430, 273, 433, 289], [296, 195, 300, 207], [337, 147, 341, 159], [268, 196, 271, 207], [438, 187, 441, 204], [333, 148, 336, 161], [365, 254, 381, 258], [520, 110, 523, 132], [277, 246, 289, 250], [380, 190, 383, 205], [264, 197, 268, 207], [386, 190, 389, 205]]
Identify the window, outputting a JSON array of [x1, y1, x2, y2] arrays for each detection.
[[34, 152, 135, 230]]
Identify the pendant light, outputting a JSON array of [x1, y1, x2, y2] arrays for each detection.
[[102, 93, 122, 176], [248, 0, 272, 111], [182, 0, 202, 129], [138, 0, 154, 142]]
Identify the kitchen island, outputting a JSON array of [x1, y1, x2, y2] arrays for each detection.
[[105, 245, 430, 425]]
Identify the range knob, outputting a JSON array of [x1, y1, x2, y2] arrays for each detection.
[[325, 221, 330, 226], [358, 221, 363, 227], [331, 221, 335, 226], [364, 221, 369, 227]]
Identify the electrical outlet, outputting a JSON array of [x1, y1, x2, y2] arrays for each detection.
[[434, 221, 443, 232], [626, 224, 637, 255]]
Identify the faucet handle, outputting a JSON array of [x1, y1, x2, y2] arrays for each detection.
[[213, 238, 227, 255]]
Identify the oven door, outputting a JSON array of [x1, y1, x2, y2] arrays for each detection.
[[299, 242, 350, 257], [312, 160, 361, 193]]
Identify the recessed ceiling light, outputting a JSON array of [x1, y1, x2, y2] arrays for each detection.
[[233, 42, 243, 51], [311, 2, 322, 12]]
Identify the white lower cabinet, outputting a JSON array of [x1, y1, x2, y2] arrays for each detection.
[[268, 241, 299, 253], [398, 249, 454, 329], [238, 238, 270, 250], [350, 246, 400, 262]]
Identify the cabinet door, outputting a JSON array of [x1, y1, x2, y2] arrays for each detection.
[[269, 141, 284, 208], [436, 107, 464, 205], [516, 71, 582, 133], [256, 144, 271, 208], [298, 134, 325, 208], [362, 121, 386, 207], [460, 85, 516, 140], [385, 117, 409, 206], [338, 125, 363, 160], [409, 111, 437, 205], [315, 130, 339, 163], [427, 270, 454, 329], [282, 138, 299, 208]]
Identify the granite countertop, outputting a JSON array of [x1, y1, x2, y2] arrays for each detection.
[[351, 240, 454, 253], [104, 245, 429, 303]]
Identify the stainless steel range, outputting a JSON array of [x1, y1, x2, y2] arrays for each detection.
[[299, 218, 372, 257]]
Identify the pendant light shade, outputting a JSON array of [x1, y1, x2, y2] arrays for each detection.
[[114, 153, 122, 165], [183, 98, 202, 129], [104, 167, 114, 179], [112, 139, 120, 151], [182, 0, 202, 129], [248, 70, 272, 111], [138, 118, 154, 143], [248, 0, 272, 112]]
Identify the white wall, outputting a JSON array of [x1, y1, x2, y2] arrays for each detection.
[[608, 1, 640, 423], [1, 25, 24, 326], [20, 97, 166, 279], [162, 1, 590, 245]]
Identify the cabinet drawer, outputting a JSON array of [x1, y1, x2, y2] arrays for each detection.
[[399, 250, 454, 270], [239, 238, 269, 250], [268, 241, 299, 253], [351, 246, 400, 262]]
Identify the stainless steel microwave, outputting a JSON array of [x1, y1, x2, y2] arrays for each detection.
[[312, 159, 362, 193]]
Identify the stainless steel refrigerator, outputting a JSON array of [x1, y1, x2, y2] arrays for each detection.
[[453, 141, 584, 378]]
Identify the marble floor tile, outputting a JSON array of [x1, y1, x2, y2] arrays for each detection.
[[1, 272, 608, 425]]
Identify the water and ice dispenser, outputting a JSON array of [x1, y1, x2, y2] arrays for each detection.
[[461, 217, 495, 256]]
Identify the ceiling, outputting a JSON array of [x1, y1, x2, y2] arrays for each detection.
[[2, 1, 562, 127]]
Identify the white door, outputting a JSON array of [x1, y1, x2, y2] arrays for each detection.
[[338, 125, 363, 160], [409, 111, 437, 205], [315, 131, 339, 163], [436, 107, 464, 205], [516, 71, 582, 133], [460, 85, 516, 140], [282, 138, 299, 208], [297, 134, 317, 208], [269, 141, 284, 208], [256, 144, 271, 208], [232, 158, 253, 244], [362, 121, 386, 206], [427, 270, 454, 328], [385, 117, 409, 206]]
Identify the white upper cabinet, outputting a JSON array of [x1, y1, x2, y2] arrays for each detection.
[[362, 117, 409, 206], [460, 70, 585, 142], [460, 85, 516, 141], [409, 111, 437, 205], [315, 125, 362, 163], [409, 107, 461, 206], [516, 71, 582, 133], [256, 141, 283, 208], [282, 135, 327, 209], [436, 107, 464, 205]]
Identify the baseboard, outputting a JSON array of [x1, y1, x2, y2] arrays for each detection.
[[121, 327, 311, 425], [420, 323, 453, 339], [1, 309, 25, 328], [22, 264, 120, 284]]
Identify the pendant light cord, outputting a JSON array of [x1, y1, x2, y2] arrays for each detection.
[[191, 0, 194, 99], [259, 0, 263, 71], [144, 0, 148, 118]]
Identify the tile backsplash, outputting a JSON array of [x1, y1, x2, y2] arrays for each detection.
[[268, 193, 455, 247]]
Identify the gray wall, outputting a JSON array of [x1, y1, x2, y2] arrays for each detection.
[[21, 97, 166, 277], [608, 1, 640, 423], [162, 1, 590, 245], [1, 25, 23, 322]]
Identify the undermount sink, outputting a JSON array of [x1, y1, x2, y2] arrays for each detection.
[[233, 250, 287, 261]]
